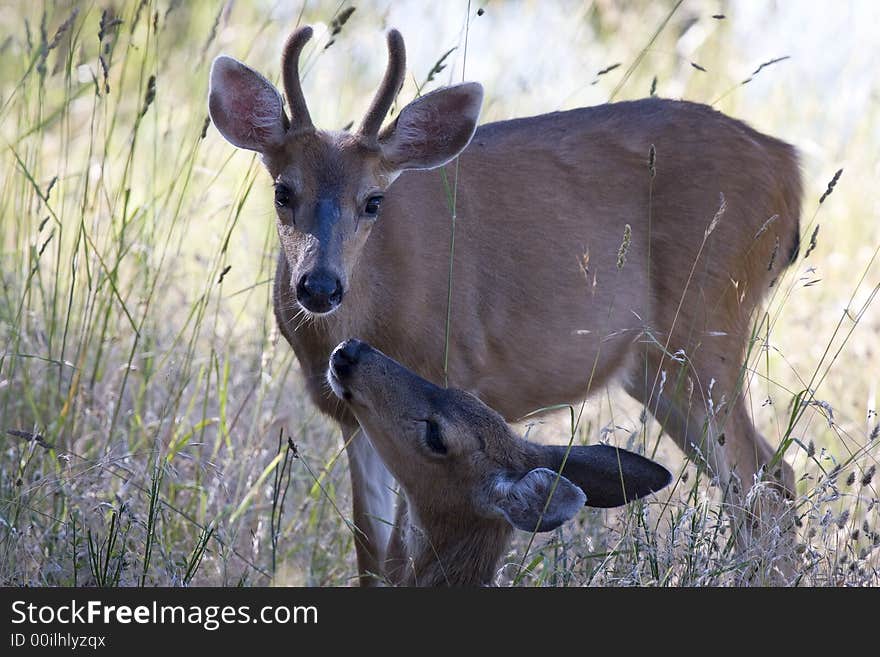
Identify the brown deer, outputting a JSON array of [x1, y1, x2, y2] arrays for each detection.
[[327, 338, 672, 586], [208, 26, 801, 585]]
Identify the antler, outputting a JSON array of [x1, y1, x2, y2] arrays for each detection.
[[282, 26, 314, 130], [359, 29, 406, 139]]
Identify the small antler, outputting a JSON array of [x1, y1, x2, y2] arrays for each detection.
[[282, 26, 314, 130], [359, 29, 406, 139]]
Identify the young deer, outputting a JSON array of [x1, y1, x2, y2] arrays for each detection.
[[208, 26, 801, 584], [327, 339, 671, 586]]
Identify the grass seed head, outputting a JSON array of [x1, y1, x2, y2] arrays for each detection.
[[804, 224, 820, 258], [819, 168, 843, 204], [616, 223, 632, 270]]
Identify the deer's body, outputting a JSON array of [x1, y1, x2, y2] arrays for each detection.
[[276, 98, 800, 425], [211, 27, 800, 585]]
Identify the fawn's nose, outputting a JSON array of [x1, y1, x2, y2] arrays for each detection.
[[296, 270, 343, 314], [330, 339, 369, 378]]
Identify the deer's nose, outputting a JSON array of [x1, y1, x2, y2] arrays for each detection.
[[330, 339, 368, 378], [296, 270, 343, 313]]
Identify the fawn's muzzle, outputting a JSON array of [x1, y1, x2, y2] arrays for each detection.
[[330, 339, 369, 380]]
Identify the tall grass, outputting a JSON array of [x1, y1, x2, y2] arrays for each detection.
[[1, 0, 878, 586]]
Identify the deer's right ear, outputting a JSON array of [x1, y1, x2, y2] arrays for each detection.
[[208, 56, 287, 153]]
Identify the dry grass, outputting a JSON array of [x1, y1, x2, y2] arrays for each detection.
[[1, 0, 878, 586]]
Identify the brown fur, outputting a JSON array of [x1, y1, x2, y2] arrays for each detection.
[[274, 100, 799, 433], [384, 497, 513, 586]]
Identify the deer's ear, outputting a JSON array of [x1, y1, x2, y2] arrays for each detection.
[[208, 56, 287, 153], [379, 82, 483, 171], [541, 444, 672, 508], [492, 468, 586, 533]]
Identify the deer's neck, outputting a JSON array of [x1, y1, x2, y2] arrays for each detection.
[[386, 496, 513, 587], [272, 251, 387, 423]]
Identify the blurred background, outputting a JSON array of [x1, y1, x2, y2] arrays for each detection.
[[1, 0, 877, 586]]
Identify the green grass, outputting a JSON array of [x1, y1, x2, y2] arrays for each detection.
[[1, 0, 878, 586]]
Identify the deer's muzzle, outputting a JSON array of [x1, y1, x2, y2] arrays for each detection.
[[296, 269, 343, 314], [327, 339, 370, 400]]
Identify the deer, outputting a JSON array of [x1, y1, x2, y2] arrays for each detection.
[[326, 338, 672, 586], [208, 25, 802, 585]]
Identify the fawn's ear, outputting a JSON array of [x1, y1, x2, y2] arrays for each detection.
[[208, 56, 287, 152], [541, 444, 672, 508], [493, 468, 586, 533], [379, 82, 483, 171]]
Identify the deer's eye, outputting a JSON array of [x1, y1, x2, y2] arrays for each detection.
[[364, 195, 383, 217], [422, 419, 447, 455], [274, 184, 293, 210]]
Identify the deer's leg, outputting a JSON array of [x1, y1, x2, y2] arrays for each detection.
[[721, 397, 798, 582], [623, 361, 734, 492], [626, 353, 797, 582], [343, 423, 397, 586]]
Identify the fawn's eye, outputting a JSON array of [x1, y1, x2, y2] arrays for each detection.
[[364, 195, 383, 217], [274, 184, 293, 209], [422, 419, 447, 455]]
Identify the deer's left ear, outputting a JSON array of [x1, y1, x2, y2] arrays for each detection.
[[379, 82, 483, 171], [492, 468, 586, 533]]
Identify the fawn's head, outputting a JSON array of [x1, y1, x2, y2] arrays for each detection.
[[328, 339, 672, 533], [208, 27, 483, 315]]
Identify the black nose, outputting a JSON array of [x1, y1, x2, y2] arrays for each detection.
[[330, 339, 368, 378], [296, 270, 343, 313]]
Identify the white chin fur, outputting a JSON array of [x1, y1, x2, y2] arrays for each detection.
[[326, 368, 348, 400], [298, 300, 341, 318]]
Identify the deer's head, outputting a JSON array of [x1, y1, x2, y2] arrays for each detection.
[[208, 27, 483, 314], [328, 339, 672, 534]]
